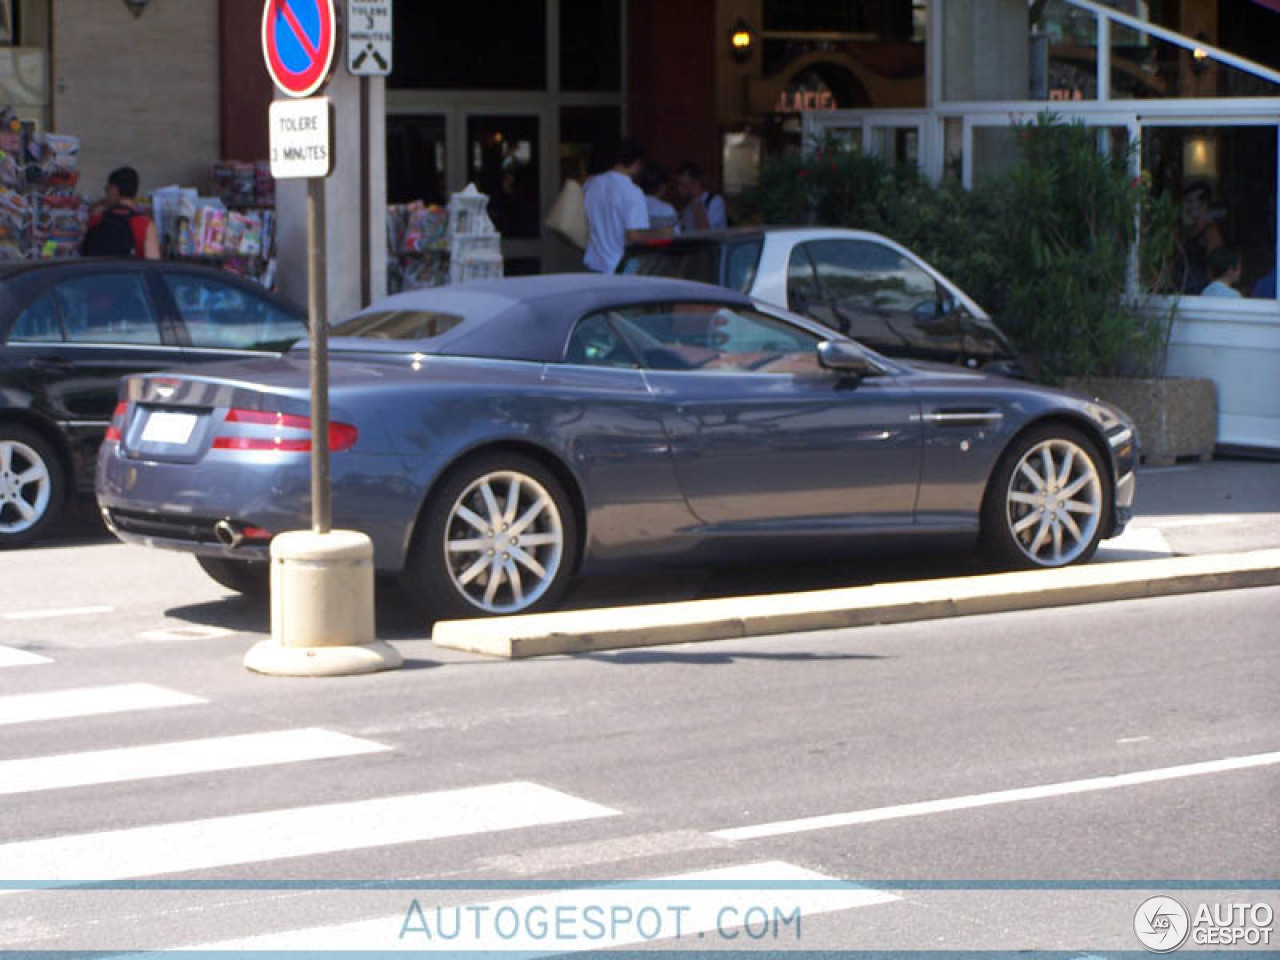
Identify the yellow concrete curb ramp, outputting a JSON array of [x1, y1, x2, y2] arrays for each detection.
[[431, 549, 1280, 659]]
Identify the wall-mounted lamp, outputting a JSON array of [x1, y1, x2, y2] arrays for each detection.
[[1191, 33, 1209, 75], [122, 0, 150, 17], [729, 17, 755, 64]]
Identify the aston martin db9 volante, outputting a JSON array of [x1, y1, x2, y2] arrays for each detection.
[[96, 274, 1136, 618]]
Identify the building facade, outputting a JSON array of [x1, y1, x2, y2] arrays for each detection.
[[1, 0, 1276, 449]]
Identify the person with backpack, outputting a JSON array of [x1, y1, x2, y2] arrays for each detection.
[[675, 161, 728, 233], [83, 166, 161, 259]]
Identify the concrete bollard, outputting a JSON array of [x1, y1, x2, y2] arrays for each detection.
[[244, 529, 402, 677]]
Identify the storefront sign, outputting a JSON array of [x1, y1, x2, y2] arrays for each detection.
[[775, 89, 836, 113], [262, 0, 338, 98], [347, 0, 392, 76], [269, 97, 333, 179]]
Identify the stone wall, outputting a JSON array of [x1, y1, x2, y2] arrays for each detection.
[[51, 0, 220, 198]]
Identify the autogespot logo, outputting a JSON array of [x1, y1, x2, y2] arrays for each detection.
[[1135, 895, 1191, 953]]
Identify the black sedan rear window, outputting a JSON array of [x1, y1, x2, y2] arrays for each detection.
[[619, 244, 720, 286], [331, 310, 464, 340]]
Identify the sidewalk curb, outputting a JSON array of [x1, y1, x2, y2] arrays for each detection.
[[431, 549, 1280, 659]]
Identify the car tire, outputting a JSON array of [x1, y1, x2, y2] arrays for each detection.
[[980, 423, 1112, 569], [403, 453, 579, 619], [0, 425, 65, 549], [196, 556, 270, 597]]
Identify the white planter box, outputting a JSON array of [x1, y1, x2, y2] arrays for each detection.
[[1161, 299, 1280, 454]]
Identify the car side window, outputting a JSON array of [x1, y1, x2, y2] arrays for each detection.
[[164, 274, 306, 351], [564, 313, 641, 368], [53, 273, 163, 345], [7, 292, 62, 342], [786, 245, 821, 311], [725, 240, 763, 293], [607, 302, 821, 375], [807, 239, 941, 315]]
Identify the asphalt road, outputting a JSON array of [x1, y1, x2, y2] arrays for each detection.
[[1, 514, 1276, 954]]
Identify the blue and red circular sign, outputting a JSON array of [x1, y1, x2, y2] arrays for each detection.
[[262, 0, 337, 98]]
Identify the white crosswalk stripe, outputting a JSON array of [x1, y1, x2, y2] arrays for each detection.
[[0, 645, 51, 667], [0, 683, 205, 726], [0, 728, 392, 796], [0, 781, 619, 889], [184, 861, 900, 954]]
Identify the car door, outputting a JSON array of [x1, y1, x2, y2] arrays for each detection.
[[155, 270, 307, 362], [788, 238, 966, 364], [617, 300, 921, 530], [552, 312, 692, 560], [3, 267, 183, 482]]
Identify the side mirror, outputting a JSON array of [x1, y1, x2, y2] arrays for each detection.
[[817, 340, 879, 378]]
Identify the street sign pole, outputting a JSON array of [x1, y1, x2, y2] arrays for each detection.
[[307, 176, 330, 534], [251, 0, 399, 676]]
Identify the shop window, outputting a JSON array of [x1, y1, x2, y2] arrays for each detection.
[[387, 115, 447, 206], [559, 0, 621, 92], [763, 0, 915, 39], [560, 106, 622, 181], [1143, 125, 1278, 299], [390, 2, 546, 91], [1109, 27, 1280, 100], [466, 116, 540, 240]]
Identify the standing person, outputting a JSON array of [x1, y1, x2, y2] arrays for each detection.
[[583, 140, 664, 273], [675, 161, 728, 233], [638, 162, 678, 232], [84, 166, 161, 259]]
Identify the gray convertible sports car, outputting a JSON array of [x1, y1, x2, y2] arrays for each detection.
[[96, 274, 1137, 618]]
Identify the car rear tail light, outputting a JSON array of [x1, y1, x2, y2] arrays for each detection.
[[104, 402, 128, 443], [241, 525, 272, 541], [213, 408, 358, 453]]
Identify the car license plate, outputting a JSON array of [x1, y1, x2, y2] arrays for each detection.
[[141, 411, 198, 445]]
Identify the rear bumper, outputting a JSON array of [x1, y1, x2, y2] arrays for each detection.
[[95, 444, 426, 571]]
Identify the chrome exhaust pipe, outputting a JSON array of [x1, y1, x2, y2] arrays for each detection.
[[213, 520, 244, 549]]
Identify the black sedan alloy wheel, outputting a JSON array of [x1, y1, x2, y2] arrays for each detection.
[[0, 426, 64, 548]]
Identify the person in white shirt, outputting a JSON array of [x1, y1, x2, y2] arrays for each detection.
[[639, 162, 678, 232], [675, 161, 728, 233], [1201, 247, 1243, 298], [583, 140, 665, 273]]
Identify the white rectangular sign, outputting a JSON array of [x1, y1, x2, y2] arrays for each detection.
[[347, 0, 392, 76], [268, 97, 333, 180]]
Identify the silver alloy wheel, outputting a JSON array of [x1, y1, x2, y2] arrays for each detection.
[[442, 469, 565, 614], [0, 439, 52, 535], [1004, 438, 1103, 566]]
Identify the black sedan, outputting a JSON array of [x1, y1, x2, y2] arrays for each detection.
[[97, 275, 1138, 618], [0, 260, 306, 546]]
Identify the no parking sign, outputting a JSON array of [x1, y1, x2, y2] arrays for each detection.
[[262, 0, 338, 99]]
